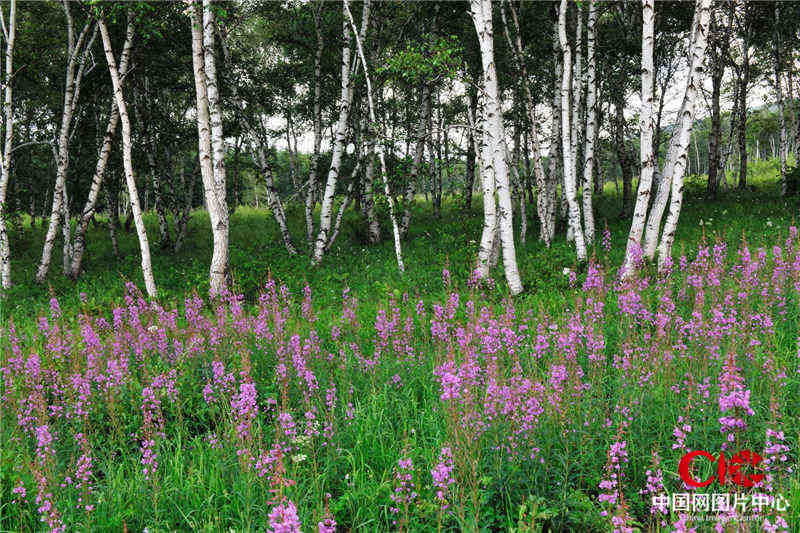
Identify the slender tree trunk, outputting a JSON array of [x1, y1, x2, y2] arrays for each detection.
[[544, 7, 560, 246], [70, 85, 127, 278], [475, 93, 496, 279], [623, 0, 655, 274], [471, 0, 523, 293], [312, 4, 360, 265], [558, 0, 587, 262], [0, 0, 16, 290], [642, 4, 702, 260], [582, 0, 597, 245], [344, 0, 404, 272], [502, 0, 549, 246], [362, 118, 380, 244], [774, 3, 787, 196], [99, 17, 157, 297], [737, 23, 749, 189], [36, 10, 95, 283], [571, 2, 583, 201], [202, 0, 229, 294], [306, 0, 324, 246], [656, 0, 713, 266]]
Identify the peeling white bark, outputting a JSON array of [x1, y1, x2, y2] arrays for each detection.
[[471, 0, 523, 294], [622, 0, 656, 275], [99, 16, 157, 297], [0, 0, 16, 290], [558, 0, 587, 262], [344, 0, 405, 273]]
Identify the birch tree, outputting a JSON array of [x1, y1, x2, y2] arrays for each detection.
[[470, 0, 523, 295], [98, 15, 157, 297], [653, 0, 713, 267], [311, 2, 361, 266], [581, 0, 597, 246], [773, 2, 787, 197], [500, 0, 550, 246], [187, 0, 231, 294], [305, 0, 324, 246], [638, 0, 710, 263], [36, 2, 97, 283], [202, 0, 229, 294], [344, 0, 405, 273], [0, 0, 16, 290], [558, 0, 587, 262], [70, 15, 134, 279], [622, 0, 655, 274]]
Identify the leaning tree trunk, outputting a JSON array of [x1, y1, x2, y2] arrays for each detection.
[[99, 17, 157, 297], [471, 0, 523, 294], [0, 0, 16, 290], [581, 0, 597, 245], [641, 2, 704, 261], [622, 0, 656, 275], [656, 0, 713, 267], [70, 45, 129, 279], [502, 0, 549, 246], [344, 0, 405, 272], [36, 11, 95, 284], [312, 5, 360, 266], [558, 0, 587, 262]]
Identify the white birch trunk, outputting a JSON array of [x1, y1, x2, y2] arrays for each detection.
[[622, 0, 655, 275], [475, 93, 496, 279], [312, 5, 359, 265], [642, 4, 701, 260], [545, 12, 561, 247], [471, 0, 523, 294], [70, 26, 133, 278], [774, 3, 787, 196], [571, 2, 583, 198], [99, 17, 157, 298], [344, 0, 405, 272], [581, 0, 597, 245], [502, 0, 549, 247], [36, 9, 96, 284], [558, 0, 587, 262], [202, 0, 229, 294], [656, 0, 713, 267], [0, 0, 15, 290], [305, 0, 324, 246]]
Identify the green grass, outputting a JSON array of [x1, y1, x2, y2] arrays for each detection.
[[2, 161, 799, 532], [4, 158, 798, 324]]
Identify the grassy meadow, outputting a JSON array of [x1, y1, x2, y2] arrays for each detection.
[[1, 161, 799, 532]]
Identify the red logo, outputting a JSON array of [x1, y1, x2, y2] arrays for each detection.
[[678, 450, 764, 488]]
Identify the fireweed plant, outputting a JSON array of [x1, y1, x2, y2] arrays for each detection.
[[2, 231, 800, 532]]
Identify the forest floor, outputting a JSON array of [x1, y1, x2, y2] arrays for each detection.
[[2, 160, 800, 531], [5, 158, 798, 323]]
